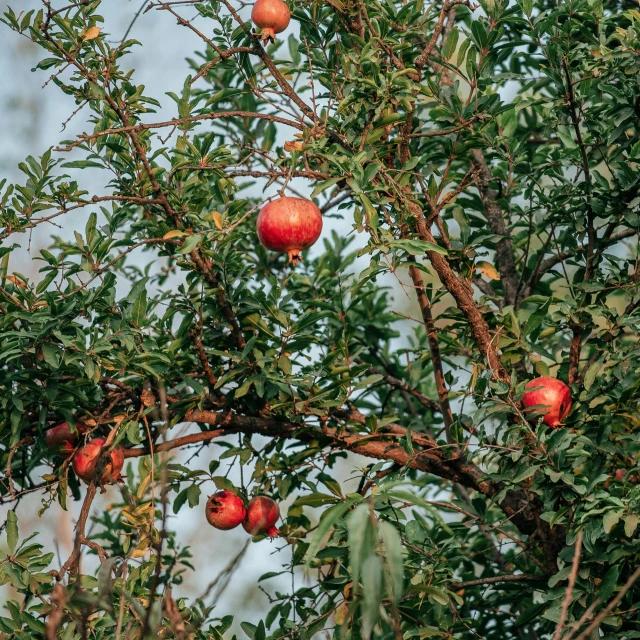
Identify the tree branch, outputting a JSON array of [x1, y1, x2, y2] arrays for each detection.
[[470, 149, 518, 307]]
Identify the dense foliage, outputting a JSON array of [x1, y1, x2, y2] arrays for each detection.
[[1, 0, 640, 638]]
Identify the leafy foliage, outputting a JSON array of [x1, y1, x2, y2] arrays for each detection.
[[1, 0, 640, 638]]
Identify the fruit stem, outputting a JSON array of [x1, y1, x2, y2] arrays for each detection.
[[260, 27, 276, 43]]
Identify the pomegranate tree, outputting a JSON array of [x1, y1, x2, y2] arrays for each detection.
[[251, 0, 290, 43], [256, 196, 323, 264], [205, 491, 247, 530], [72, 438, 125, 485], [522, 377, 572, 428], [243, 495, 280, 537]]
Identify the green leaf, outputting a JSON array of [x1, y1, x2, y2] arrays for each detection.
[[379, 521, 403, 602], [178, 233, 203, 254], [389, 239, 448, 256], [624, 513, 639, 537], [277, 354, 292, 374], [41, 343, 62, 369], [361, 555, 382, 638], [305, 495, 363, 565], [603, 509, 623, 534], [6, 511, 18, 554], [598, 566, 619, 603], [128, 286, 147, 326], [443, 26, 459, 60]]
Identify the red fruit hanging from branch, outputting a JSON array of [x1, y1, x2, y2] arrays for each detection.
[[251, 0, 291, 43], [205, 491, 247, 530], [242, 496, 280, 537], [522, 377, 572, 428], [256, 196, 323, 265], [45, 422, 87, 454], [72, 438, 125, 485]]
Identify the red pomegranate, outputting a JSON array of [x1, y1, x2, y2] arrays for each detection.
[[242, 496, 280, 537], [251, 0, 291, 43], [256, 197, 322, 265], [615, 469, 640, 484], [205, 491, 247, 530], [522, 377, 572, 428], [72, 438, 125, 485], [45, 422, 86, 452]]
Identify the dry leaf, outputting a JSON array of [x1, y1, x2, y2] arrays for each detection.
[[5, 275, 26, 288], [163, 229, 187, 240], [212, 211, 223, 230], [83, 26, 102, 41], [477, 261, 500, 280], [140, 389, 156, 407], [284, 140, 304, 152], [334, 603, 349, 626]]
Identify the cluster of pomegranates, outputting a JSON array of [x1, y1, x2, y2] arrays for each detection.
[[206, 491, 280, 538], [45, 423, 125, 485]]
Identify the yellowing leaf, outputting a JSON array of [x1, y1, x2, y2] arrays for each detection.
[[212, 211, 223, 230], [83, 26, 102, 41], [335, 602, 349, 626], [5, 274, 26, 288], [163, 229, 187, 240], [477, 261, 500, 280], [284, 140, 304, 152]]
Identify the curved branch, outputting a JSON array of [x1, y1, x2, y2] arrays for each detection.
[[54, 111, 305, 152], [121, 406, 541, 537]]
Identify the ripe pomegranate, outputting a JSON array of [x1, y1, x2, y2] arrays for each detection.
[[205, 491, 247, 530], [242, 495, 280, 537], [256, 197, 322, 265], [522, 377, 572, 428], [45, 422, 86, 452], [615, 469, 640, 484], [72, 438, 125, 485], [251, 0, 290, 43]]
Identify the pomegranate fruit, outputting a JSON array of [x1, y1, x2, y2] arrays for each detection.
[[256, 196, 322, 265], [251, 0, 290, 43], [522, 377, 571, 428], [242, 496, 280, 537], [45, 422, 86, 452], [205, 491, 247, 530], [72, 438, 125, 485], [615, 469, 640, 484]]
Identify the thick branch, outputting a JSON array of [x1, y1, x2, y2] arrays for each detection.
[[122, 406, 541, 536]]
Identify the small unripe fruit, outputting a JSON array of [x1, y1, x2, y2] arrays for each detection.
[[72, 438, 124, 485], [256, 197, 323, 265], [522, 377, 571, 428], [206, 491, 247, 530], [243, 496, 280, 538], [251, 0, 290, 43]]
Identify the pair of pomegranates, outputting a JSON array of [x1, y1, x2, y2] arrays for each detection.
[[522, 376, 572, 428], [206, 491, 280, 538], [45, 423, 125, 485]]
